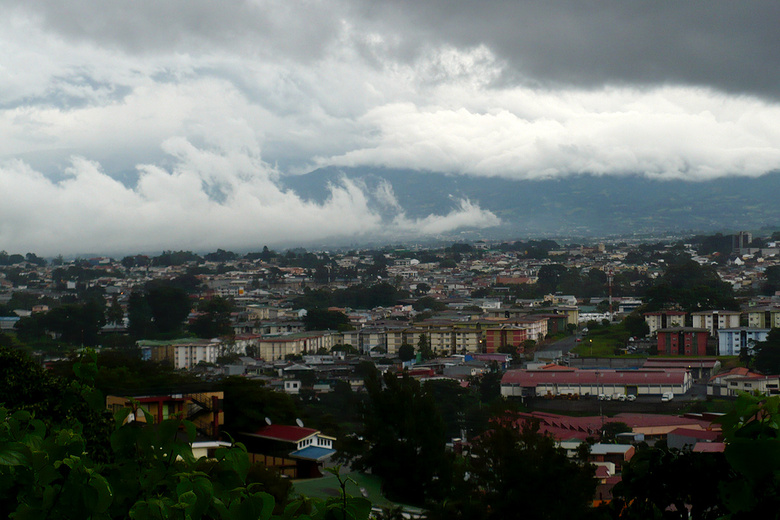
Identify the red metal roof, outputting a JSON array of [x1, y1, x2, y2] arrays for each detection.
[[693, 442, 726, 453], [502, 368, 689, 387], [668, 428, 721, 441], [252, 424, 319, 443]]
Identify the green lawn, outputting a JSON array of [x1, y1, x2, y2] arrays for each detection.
[[291, 470, 424, 515], [572, 323, 631, 357]]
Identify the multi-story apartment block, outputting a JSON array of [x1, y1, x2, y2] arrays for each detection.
[[745, 307, 780, 329], [644, 311, 686, 336], [484, 325, 528, 353], [254, 332, 338, 360], [657, 328, 709, 356], [717, 328, 770, 356], [691, 310, 741, 336]]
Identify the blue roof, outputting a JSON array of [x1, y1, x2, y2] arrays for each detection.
[[289, 446, 336, 461]]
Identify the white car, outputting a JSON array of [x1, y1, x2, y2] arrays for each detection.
[[661, 392, 674, 402]]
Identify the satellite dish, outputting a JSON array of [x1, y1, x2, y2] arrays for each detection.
[[295, 418, 304, 428], [265, 417, 272, 425]]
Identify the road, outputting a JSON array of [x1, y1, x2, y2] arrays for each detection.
[[539, 334, 578, 355]]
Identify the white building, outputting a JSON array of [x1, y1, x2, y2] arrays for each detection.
[[717, 328, 770, 356], [691, 310, 741, 336]]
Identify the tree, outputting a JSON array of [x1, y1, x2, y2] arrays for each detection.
[[107, 295, 124, 326], [610, 442, 729, 519], [127, 291, 154, 338], [358, 367, 451, 505], [190, 296, 235, 338], [145, 284, 191, 334], [398, 343, 415, 362], [303, 308, 353, 332], [451, 419, 596, 520], [414, 282, 431, 296], [752, 328, 780, 375], [536, 264, 568, 295], [418, 333, 433, 359], [644, 260, 738, 313], [623, 312, 650, 338]]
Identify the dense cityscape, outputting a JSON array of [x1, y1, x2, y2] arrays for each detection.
[[3, 230, 780, 518]]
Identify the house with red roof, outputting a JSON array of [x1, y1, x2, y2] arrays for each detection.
[[667, 427, 722, 451], [240, 424, 337, 479], [707, 367, 780, 397]]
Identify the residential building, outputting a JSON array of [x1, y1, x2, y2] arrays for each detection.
[[656, 328, 709, 356], [691, 310, 741, 336], [745, 307, 780, 329], [643, 311, 686, 336], [241, 424, 336, 479], [717, 328, 770, 356], [484, 325, 527, 354], [107, 391, 224, 438]]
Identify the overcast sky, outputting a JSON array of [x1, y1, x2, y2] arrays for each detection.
[[2, 1, 779, 255]]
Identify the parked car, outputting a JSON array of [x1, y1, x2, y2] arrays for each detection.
[[661, 392, 674, 402], [626, 394, 636, 402]]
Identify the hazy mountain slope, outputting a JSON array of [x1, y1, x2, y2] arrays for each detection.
[[282, 167, 780, 236]]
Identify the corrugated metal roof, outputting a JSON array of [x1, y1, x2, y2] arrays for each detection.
[[502, 368, 688, 387]]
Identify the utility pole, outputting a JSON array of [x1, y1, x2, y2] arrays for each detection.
[[606, 266, 614, 323]]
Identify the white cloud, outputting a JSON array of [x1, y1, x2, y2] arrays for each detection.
[[321, 85, 780, 181], [0, 141, 500, 255]]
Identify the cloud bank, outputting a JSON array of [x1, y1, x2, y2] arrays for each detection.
[[0, 140, 500, 255]]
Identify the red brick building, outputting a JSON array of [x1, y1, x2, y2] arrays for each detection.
[[657, 327, 709, 356]]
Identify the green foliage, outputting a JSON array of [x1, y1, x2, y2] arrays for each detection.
[[622, 312, 650, 338], [0, 348, 369, 520], [303, 309, 353, 332], [412, 297, 446, 312], [128, 284, 192, 338], [644, 260, 738, 313], [294, 283, 408, 310], [397, 343, 415, 362], [219, 377, 299, 436], [191, 297, 236, 339], [752, 328, 780, 375], [358, 368, 451, 505], [717, 393, 780, 518], [417, 334, 433, 360], [609, 442, 729, 519], [434, 419, 595, 520]]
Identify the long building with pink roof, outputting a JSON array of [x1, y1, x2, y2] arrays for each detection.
[[501, 367, 693, 398]]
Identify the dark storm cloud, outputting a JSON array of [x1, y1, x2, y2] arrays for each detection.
[[7, 0, 779, 96], [354, 0, 780, 97]]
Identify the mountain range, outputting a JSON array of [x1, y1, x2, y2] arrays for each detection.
[[282, 167, 780, 240]]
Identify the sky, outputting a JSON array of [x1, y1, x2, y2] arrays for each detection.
[[2, 1, 780, 255]]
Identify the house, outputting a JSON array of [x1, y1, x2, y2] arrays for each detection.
[[667, 428, 721, 451], [706, 367, 780, 397], [240, 424, 336, 479], [107, 391, 224, 439]]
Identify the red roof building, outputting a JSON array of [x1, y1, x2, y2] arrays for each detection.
[[501, 368, 693, 398]]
